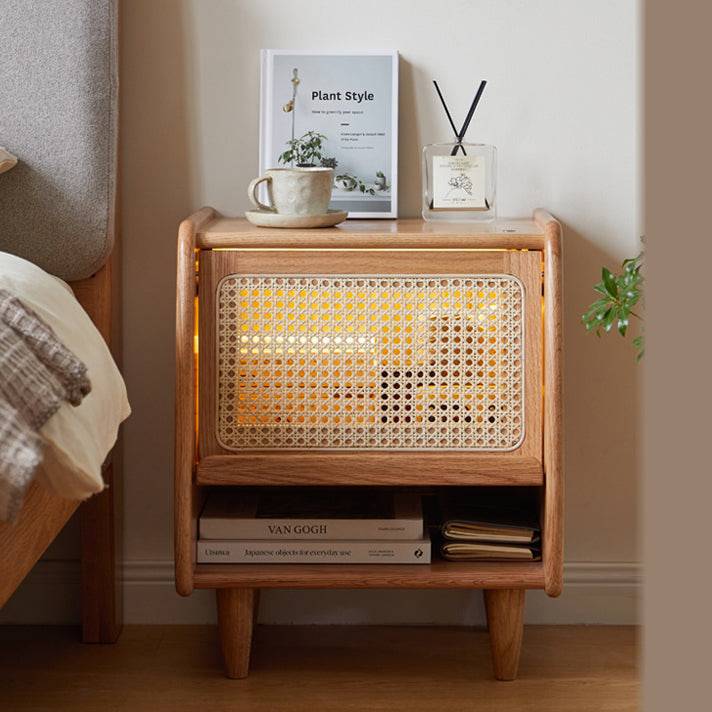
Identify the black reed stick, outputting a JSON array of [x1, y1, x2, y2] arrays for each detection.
[[432, 80, 467, 156], [449, 80, 487, 156]]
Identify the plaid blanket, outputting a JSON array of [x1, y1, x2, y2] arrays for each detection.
[[0, 289, 91, 521]]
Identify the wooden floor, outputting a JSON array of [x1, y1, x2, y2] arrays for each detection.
[[1, 625, 638, 711]]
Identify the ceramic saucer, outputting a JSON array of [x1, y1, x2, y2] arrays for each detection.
[[245, 209, 348, 229]]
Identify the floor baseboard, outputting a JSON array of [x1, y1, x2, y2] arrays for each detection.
[[0, 559, 640, 625]]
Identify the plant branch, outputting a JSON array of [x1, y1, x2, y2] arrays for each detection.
[[581, 251, 644, 359]]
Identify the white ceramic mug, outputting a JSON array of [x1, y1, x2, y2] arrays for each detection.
[[248, 167, 334, 216]]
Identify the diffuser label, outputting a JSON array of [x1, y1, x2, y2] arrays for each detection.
[[432, 156, 486, 209]]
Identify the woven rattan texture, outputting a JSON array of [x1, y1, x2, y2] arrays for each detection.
[[216, 275, 524, 451]]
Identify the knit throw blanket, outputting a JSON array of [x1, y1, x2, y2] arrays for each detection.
[[0, 289, 91, 521]]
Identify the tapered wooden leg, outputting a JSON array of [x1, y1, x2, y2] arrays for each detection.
[[484, 588, 525, 681], [80, 459, 122, 643], [216, 588, 257, 678], [253, 589, 261, 627]]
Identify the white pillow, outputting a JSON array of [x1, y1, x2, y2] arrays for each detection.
[[0, 251, 130, 500]]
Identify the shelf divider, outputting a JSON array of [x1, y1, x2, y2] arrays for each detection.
[[197, 453, 543, 487]]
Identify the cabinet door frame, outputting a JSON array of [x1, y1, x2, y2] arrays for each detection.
[[197, 248, 543, 486]]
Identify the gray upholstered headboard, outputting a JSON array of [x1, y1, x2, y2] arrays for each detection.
[[0, 0, 118, 281]]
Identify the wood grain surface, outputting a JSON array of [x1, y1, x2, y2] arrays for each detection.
[[74, 254, 124, 642], [0, 483, 78, 607], [535, 209, 564, 597], [0, 625, 639, 711], [484, 588, 526, 680], [216, 588, 256, 678], [175, 207, 216, 596], [197, 217, 545, 250], [196, 453, 543, 486], [194, 561, 545, 590]]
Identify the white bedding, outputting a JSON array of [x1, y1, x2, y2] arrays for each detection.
[[0, 251, 130, 500]]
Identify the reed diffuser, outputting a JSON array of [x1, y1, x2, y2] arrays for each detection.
[[422, 80, 496, 222]]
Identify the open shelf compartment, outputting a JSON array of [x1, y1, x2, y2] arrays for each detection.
[[191, 484, 545, 591]]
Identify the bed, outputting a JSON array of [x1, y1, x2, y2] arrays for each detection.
[[0, 1, 126, 642]]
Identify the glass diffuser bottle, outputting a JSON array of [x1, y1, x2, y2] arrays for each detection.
[[422, 142, 496, 222], [422, 79, 496, 222]]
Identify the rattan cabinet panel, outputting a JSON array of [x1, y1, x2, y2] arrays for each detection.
[[216, 273, 525, 451], [198, 248, 543, 474]]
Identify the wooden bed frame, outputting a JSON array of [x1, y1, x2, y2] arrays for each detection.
[[0, 251, 123, 643], [0, 0, 122, 642]]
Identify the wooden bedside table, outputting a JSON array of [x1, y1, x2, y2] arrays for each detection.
[[175, 209, 563, 680]]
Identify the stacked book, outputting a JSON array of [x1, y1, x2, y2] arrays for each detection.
[[198, 490, 431, 564], [438, 491, 541, 562]]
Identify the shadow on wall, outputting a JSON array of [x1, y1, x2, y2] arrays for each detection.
[[397, 57, 424, 217], [120, 0, 196, 561], [560, 221, 641, 560]]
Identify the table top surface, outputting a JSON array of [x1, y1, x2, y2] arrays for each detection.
[[196, 216, 552, 250]]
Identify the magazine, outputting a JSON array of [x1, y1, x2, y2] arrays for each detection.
[[260, 50, 398, 218]]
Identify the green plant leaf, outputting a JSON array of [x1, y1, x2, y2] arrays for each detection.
[[602, 307, 617, 332], [617, 307, 630, 337], [602, 268, 618, 298], [582, 249, 644, 359]]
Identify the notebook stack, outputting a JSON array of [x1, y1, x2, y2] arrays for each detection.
[[198, 490, 430, 564], [437, 491, 541, 562]]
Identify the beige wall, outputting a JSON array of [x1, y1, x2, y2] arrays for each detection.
[[2, 0, 641, 624]]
